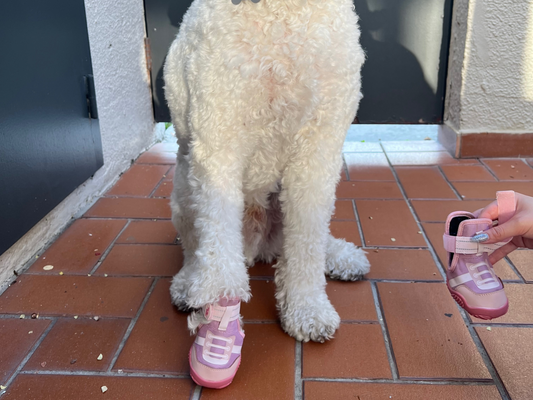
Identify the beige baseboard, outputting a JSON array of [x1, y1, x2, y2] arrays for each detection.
[[438, 124, 533, 158]]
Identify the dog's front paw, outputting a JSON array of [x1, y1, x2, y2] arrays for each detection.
[[279, 294, 340, 343], [326, 237, 370, 281]]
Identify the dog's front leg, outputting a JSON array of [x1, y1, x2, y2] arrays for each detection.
[[275, 143, 341, 343], [184, 147, 251, 314]]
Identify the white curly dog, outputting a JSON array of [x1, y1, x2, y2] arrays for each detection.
[[164, 0, 369, 345]]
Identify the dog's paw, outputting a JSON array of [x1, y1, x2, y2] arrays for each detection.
[[326, 237, 370, 281], [279, 294, 340, 343]]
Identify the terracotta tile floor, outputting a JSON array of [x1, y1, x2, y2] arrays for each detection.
[[1, 141, 532, 399]]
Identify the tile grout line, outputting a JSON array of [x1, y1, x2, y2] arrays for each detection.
[[502, 256, 527, 284], [90, 242, 179, 246], [412, 210, 447, 280], [379, 142, 446, 280], [89, 219, 132, 275], [303, 377, 495, 385], [294, 340, 303, 400], [379, 145, 511, 397], [148, 165, 173, 198], [0, 315, 132, 321], [1, 318, 58, 392], [135, 163, 176, 166], [465, 325, 511, 400], [471, 323, 533, 328], [478, 159, 500, 182], [0, 216, 80, 296], [370, 281, 399, 380], [190, 384, 202, 400], [107, 278, 159, 372], [80, 216, 172, 221], [351, 199, 367, 248], [19, 370, 190, 379], [436, 166, 463, 200]]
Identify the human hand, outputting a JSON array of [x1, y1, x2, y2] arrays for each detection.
[[473, 192, 533, 264]]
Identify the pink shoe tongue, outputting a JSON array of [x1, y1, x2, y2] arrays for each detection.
[[459, 218, 492, 237], [217, 298, 240, 307], [459, 218, 493, 277]]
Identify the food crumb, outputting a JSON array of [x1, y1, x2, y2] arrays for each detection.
[[59, 272, 64, 275], [390, 238, 396, 242], [101, 386, 108, 393], [97, 354, 104, 361], [40, 362, 46, 368], [487, 327, 492, 331], [0, 385, 6, 390], [94, 316, 100, 321], [74, 316, 78, 319], [43, 265, 54, 271], [104, 274, 108, 277], [19, 314, 25, 319], [31, 313, 38, 319], [28, 331, 33, 334]]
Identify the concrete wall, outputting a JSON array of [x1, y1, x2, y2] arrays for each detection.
[[0, 0, 156, 289], [445, 0, 533, 134]]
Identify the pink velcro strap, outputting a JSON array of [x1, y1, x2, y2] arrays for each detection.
[[497, 191, 516, 224], [443, 233, 511, 254], [443, 233, 457, 253]]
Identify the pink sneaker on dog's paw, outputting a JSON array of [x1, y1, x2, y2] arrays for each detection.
[[189, 299, 243, 389], [442, 191, 515, 320]]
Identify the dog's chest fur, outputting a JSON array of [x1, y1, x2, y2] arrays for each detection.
[[165, 0, 364, 193], [179, 0, 361, 122]]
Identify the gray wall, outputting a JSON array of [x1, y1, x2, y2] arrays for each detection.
[[0, 0, 156, 288]]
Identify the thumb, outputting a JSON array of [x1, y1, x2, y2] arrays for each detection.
[[477, 219, 523, 244]]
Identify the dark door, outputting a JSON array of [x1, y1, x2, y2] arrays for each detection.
[[144, 0, 452, 124], [0, 0, 103, 255]]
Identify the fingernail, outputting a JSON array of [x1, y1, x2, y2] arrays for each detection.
[[471, 233, 489, 242]]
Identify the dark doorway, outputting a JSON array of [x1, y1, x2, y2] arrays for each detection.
[[144, 0, 453, 124], [0, 0, 103, 255]]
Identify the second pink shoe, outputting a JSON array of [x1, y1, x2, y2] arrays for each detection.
[[442, 191, 516, 320]]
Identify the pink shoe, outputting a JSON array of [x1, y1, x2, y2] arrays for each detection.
[[442, 191, 516, 320], [189, 298, 244, 389]]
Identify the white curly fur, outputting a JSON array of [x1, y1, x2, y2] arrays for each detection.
[[164, 0, 369, 343]]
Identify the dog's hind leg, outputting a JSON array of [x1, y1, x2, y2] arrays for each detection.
[[243, 190, 283, 266], [259, 191, 284, 263], [242, 198, 269, 267], [326, 235, 370, 281]]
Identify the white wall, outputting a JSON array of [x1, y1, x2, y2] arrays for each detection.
[[0, 0, 156, 289], [445, 0, 533, 134]]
